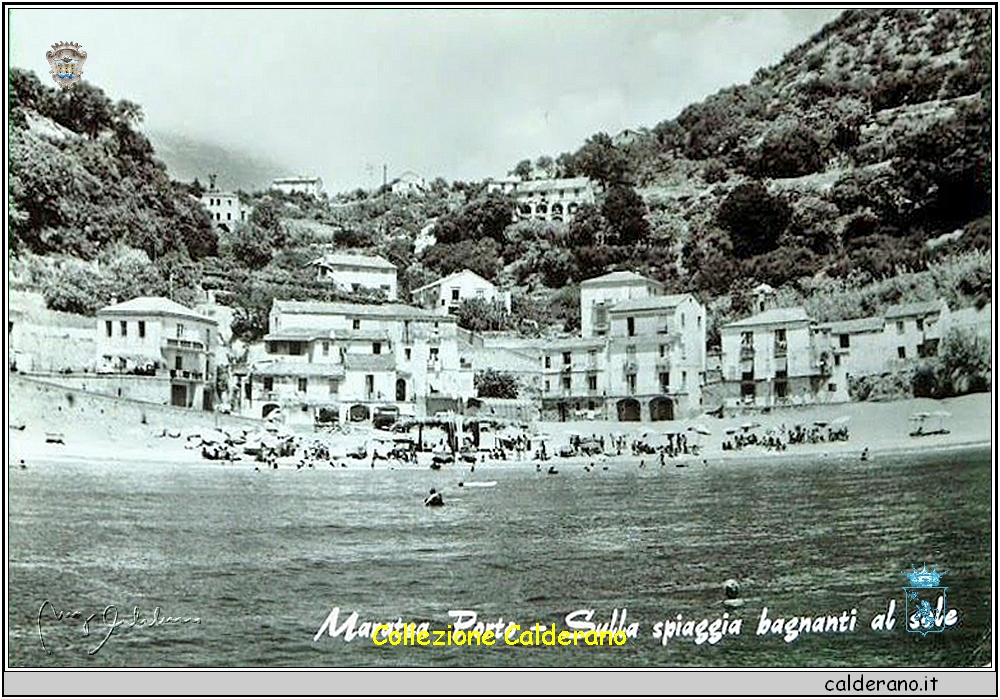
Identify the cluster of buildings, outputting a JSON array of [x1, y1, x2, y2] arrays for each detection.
[[68, 262, 987, 426]]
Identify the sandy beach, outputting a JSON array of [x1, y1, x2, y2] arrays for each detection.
[[8, 378, 991, 469]]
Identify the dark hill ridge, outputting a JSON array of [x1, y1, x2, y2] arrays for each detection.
[[7, 8, 992, 338]]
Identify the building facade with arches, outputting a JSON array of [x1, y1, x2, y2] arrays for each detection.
[[487, 176, 597, 224]]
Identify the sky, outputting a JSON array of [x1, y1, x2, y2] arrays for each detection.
[[10, 7, 843, 193]]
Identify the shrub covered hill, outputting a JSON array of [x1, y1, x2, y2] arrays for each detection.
[[7, 8, 992, 341]]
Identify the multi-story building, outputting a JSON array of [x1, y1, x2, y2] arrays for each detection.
[[605, 294, 706, 421], [814, 316, 885, 402], [243, 300, 473, 425], [883, 300, 949, 362], [486, 176, 596, 223], [719, 307, 834, 409], [271, 176, 323, 198], [200, 190, 248, 232], [579, 271, 664, 338], [309, 253, 398, 300], [95, 297, 218, 410], [537, 337, 611, 421], [391, 171, 427, 197], [410, 269, 511, 315]]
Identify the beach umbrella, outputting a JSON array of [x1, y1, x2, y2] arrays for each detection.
[[688, 424, 712, 435], [741, 421, 759, 430], [812, 420, 829, 427], [830, 415, 851, 426]]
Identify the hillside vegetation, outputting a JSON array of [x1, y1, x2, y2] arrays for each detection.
[[7, 8, 992, 339]]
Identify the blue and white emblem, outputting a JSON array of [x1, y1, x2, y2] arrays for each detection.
[[45, 41, 87, 89], [902, 563, 948, 636]]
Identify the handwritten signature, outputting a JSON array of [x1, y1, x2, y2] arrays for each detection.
[[37, 600, 201, 655]]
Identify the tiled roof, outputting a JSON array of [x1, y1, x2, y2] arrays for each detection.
[[310, 253, 396, 270], [251, 361, 345, 378], [411, 269, 495, 294], [723, 307, 812, 329], [818, 317, 884, 334], [884, 300, 948, 319], [273, 300, 451, 321], [98, 297, 215, 323], [580, 271, 664, 287], [343, 354, 396, 371], [607, 294, 693, 313]]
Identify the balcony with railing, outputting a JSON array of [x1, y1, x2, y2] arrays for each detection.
[[165, 337, 205, 351], [773, 340, 788, 358], [739, 345, 755, 360]]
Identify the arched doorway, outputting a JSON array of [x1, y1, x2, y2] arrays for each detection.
[[616, 398, 641, 422], [650, 396, 675, 421], [396, 378, 407, 402]]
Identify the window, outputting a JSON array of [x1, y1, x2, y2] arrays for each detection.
[[839, 334, 850, 349], [627, 317, 635, 336], [105, 321, 112, 337], [741, 331, 753, 347], [659, 344, 666, 357], [329, 379, 338, 395], [697, 315, 701, 329], [451, 288, 460, 301], [544, 356, 551, 369], [352, 319, 361, 330], [405, 348, 412, 361], [828, 383, 837, 392], [562, 376, 571, 390], [544, 379, 551, 392], [295, 377, 306, 393], [588, 375, 597, 391], [263, 376, 273, 391], [138, 321, 145, 338], [227, 212, 231, 220], [175, 355, 183, 370], [563, 351, 571, 365], [322, 341, 330, 356], [430, 347, 439, 360], [681, 313, 686, 328], [216, 213, 221, 221], [659, 372, 670, 392], [588, 349, 597, 364], [372, 342, 382, 355], [177, 324, 185, 338], [834, 354, 841, 366], [896, 321, 905, 335], [682, 371, 687, 389], [916, 318, 924, 331], [365, 374, 375, 397], [289, 342, 303, 356], [897, 346, 906, 359], [120, 321, 127, 337], [626, 345, 636, 359], [626, 374, 637, 395]]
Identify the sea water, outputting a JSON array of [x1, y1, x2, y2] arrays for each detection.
[[7, 448, 991, 667]]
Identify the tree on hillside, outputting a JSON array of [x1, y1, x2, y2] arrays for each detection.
[[748, 125, 825, 179], [511, 159, 533, 180], [574, 133, 630, 187], [716, 182, 791, 259], [455, 298, 511, 332], [475, 369, 519, 399], [566, 203, 608, 248], [602, 185, 650, 246], [421, 237, 500, 280]]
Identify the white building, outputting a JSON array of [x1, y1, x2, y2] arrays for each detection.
[[410, 269, 511, 315], [391, 171, 427, 197], [200, 190, 248, 232], [883, 300, 949, 362], [243, 300, 474, 424], [95, 297, 219, 410], [271, 176, 323, 198], [309, 253, 398, 300], [579, 270, 663, 338], [719, 307, 835, 409], [486, 176, 597, 223], [605, 294, 706, 421]]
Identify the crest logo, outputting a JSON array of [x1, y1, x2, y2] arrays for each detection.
[[46, 41, 87, 89], [902, 563, 948, 636]]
